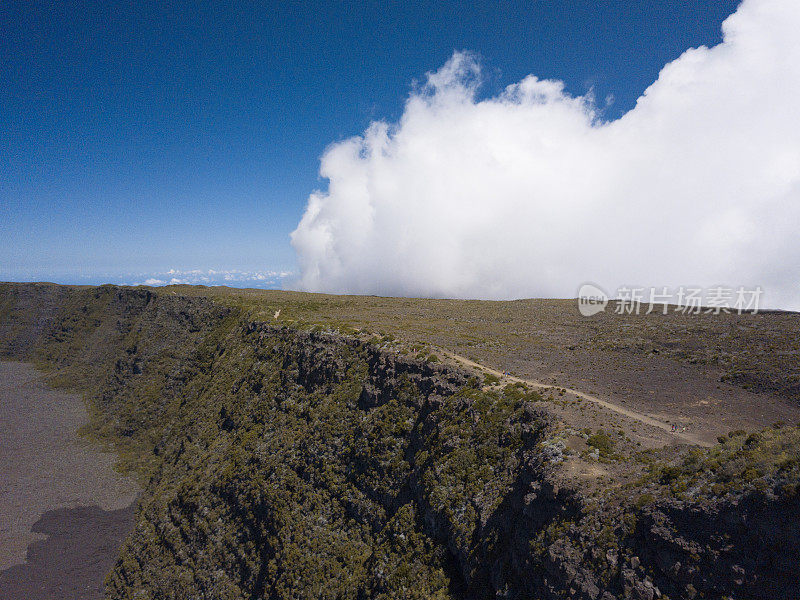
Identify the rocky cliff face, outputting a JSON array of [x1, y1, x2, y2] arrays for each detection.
[[1, 283, 797, 600], [631, 492, 800, 599]]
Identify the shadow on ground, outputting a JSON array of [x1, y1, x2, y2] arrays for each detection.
[[0, 502, 136, 600]]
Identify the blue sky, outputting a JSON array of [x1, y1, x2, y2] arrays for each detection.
[[2, 0, 742, 287]]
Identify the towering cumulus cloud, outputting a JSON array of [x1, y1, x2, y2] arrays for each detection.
[[291, 0, 800, 309]]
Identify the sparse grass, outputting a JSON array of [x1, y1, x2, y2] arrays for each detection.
[[141, 284, 800, 409]]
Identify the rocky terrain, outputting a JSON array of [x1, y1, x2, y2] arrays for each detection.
[[0, 282, 798, 599]]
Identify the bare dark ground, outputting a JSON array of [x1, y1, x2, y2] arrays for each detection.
[[0, 504, 136, 600], [0, 362, 139, 599]]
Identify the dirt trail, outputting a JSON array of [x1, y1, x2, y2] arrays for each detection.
[[442, 351, 713, 448]]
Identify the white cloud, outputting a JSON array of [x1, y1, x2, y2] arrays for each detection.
[[291, 0, 800, 309], [134, 269, 291, 288]]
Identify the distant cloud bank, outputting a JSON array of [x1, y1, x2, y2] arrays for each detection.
[[291, 0, 800, 309], [1, 268, 291, 289], [133, 269, 291, 288]]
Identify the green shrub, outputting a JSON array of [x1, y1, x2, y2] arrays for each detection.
[[587, 430, 615, 456], [483, 373, 500, 385], [659, 466, 682, 484]]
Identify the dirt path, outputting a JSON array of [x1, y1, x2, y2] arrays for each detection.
[[442, 351, 713, 448], [0, 362, 139, 599]]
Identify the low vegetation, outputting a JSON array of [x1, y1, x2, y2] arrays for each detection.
[[1, 282, 799, 600]]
